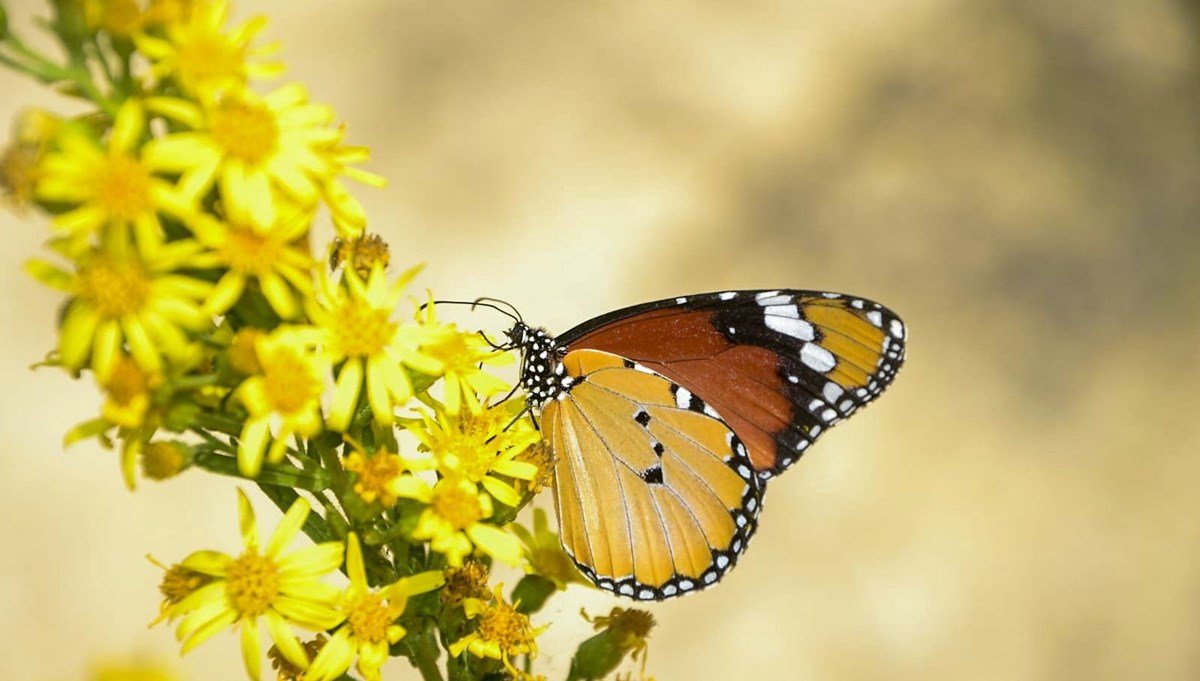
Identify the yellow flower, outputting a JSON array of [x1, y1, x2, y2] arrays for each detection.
[[307, 263, 446, 431], [25, 235, 212, 379], [144, 86, 343, 229], [98, 354, 159, 428], [233, 327, 327, 477], [149, 554, 213, 625], [318, 141, 387, 238], [141, 440, 190, 480], [85, 0, 149, 37], [512, 508, 588, 590], [190, 203, 315, 319], [0, 108, 58, 207], [397, 476, 523, 568], [441, 561, 490, 608], [135, 0, 282, 100], [582, 607, 656, 680], [407, 400, 539, 508], [35, 101, 195, 252], [306, 534, 444, 681], [341, 439, 426, 507], [163, 491, 344, 681], [329, 232, 389, 280], [418, 303, 512, 415], [449, 585, 547, 680]]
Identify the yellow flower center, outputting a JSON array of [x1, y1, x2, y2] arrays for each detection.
[[432, 483, 484, 530], [477, 601, 533, 654], [225, 551, 280, 617], [104, 356, 150, 405], [77, 256, 150, 319], [177, 31, 244, 91], [95, 155, 153, 222], [261, 348, 321, 415], [159, 563, 213, 604], [223, 227, 282, 276], [211, 101, 279, 165], [346, 592, 394, 644], [344, 451, 403, 505], [331, 301, 395, 358]]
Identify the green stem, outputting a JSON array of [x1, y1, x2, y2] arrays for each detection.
[[3, 32, 120, 116], [192, 412, 245, 437], [406, 621, 445, 681], [192, 449, 333, 491], [256, 485, 338, 545]]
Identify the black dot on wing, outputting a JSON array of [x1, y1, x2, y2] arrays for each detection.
[[634, 409, 651, 426], [652, 441, 665, 456], [641, 465, 664, 485]]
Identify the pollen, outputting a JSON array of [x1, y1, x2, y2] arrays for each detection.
[[223, 226, 282, 276], [346, 591, 393, 644], [77, 256, 151, 319], [442, 561, 490, 607], [158, 562, 213, 605], [477, 599, 535, 654], [225, 551, 281, 617], [330, 301, 394, 358], [93, 155, 154, 222], [210, 101, 279, 166], [261, 347, 322, 414], [433, 483, 484, 531]]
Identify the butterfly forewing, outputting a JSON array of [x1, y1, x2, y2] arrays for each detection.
[[545, 349, 763, 600], [559, 290, 907, 477]]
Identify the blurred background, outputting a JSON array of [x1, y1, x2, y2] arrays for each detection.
[[2, 0, 1199, 679]]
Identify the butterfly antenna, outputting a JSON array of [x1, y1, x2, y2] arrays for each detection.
[[471, 297, 524, 324]]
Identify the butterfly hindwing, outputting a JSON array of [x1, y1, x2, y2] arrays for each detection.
[[558, 290, 907, 477], [545, 349, 763, 600]]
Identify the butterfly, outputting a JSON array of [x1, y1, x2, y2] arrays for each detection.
[[502, 290, 906, 600]]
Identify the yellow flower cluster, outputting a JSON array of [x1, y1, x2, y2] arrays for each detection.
[[0, 2, 618, 680]]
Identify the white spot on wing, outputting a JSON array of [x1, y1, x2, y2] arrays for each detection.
[[674, 387, 693, 409], [801, 343, 836, 372], [718, 291, 737, 300], [823, 382, 844, 403], [890, 319, 905, 339], [822, 292, 842, 299], [675, 297, 688, 304], [765, 315, 815, 340], [764, 304, 800, 318], [867, 310, 883, 327]]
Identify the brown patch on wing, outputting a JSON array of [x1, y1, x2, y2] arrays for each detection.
[[572, 313, 792, 472]]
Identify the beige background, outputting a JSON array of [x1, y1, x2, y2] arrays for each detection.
[[2, 0, 1199, 679]]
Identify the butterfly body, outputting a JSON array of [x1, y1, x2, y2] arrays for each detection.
[[510, 290, 906, 600]]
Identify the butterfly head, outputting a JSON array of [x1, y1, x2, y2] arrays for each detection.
[[506, 322, 569, 407]]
